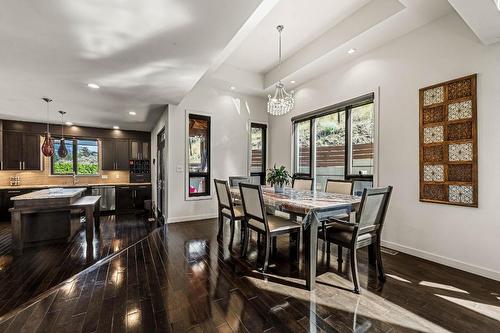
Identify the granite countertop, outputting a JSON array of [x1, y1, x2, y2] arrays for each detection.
[[11, 188, 87, 201], [0, 183, 151, 190]]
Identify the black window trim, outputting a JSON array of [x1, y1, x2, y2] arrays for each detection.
[[292, 93, 375, 183], [187, 113, 211, 198], [51, 137, 100, 176], [249, 122, 267, 185]]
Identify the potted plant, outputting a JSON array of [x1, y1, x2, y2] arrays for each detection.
[[266, 165, 291, 193]]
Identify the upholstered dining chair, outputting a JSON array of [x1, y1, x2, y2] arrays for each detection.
[[239, 183, 301, 272], [214, 179, 245, 251], [319, 186, 393, 293], [229, 176, 252, 187], [325, 179, 353, 194], [292, 175, 314, 191]]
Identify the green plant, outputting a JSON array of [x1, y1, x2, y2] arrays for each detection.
[[266, 165, 291, 187]]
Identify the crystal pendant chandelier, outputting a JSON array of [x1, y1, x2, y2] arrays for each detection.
[[57, 110, 68, 158], [267, 25, 294, 116], [41, 97, 54, 157]]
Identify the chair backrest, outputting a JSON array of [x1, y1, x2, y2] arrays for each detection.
[[325, 179, 353, 194], [238, 183, 268, 232], [292, 175, 314, 191], [351, 178, 373, 196], [229, 176, 251, 187], [356, 186, 393, 235], [214, 179, 232, 210]]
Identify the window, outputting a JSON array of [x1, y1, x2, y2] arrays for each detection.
[[52, 139, 99, 175], [292, 94, 375, 191], [188, 114, 211, 197], [250, 123, 267, 185]]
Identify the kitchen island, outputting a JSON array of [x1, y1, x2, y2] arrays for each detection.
[[10, 187, 87, 253]]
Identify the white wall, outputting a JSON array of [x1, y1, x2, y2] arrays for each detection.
[[269, 13, 500, 280], [150, 107, 169, 218], [167, 80, 268, 223]]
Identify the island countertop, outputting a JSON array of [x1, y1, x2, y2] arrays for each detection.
[[11, 188, 87, 201]]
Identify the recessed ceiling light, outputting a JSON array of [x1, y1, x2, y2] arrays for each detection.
[[129, 111, 137, 115], [65, 121, 73, 126], [113, 126, 120, 130], [230, 86, 236, 90], [87, 83, 100, 89], [290, 80, 296, 84], [348, 48, 357, 54]]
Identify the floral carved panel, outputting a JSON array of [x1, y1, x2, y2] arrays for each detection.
[[419, 74, 477, 207]]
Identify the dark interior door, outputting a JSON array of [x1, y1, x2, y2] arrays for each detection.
[[3, 132, 23, 170], [250, 123, 267, 185], [101, 139, 115, 170], [23, 133, 40, 170], [157, 128, 166, 222], [115, 139, 130, 170]]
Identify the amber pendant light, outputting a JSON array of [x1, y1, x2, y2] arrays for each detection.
[[57, 110, 68, 158], [41, 97, 54, 157]]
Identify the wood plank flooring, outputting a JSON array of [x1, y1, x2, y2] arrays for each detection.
[[0, 214, 157, 317], [0, 218, 500, 332]]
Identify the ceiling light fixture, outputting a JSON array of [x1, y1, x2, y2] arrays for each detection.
[[290, 80, 296, 84], [57, 111, 68, 158], [129, 111, 137, 115], [65, 121, 73, 126], [230, 86, 236, 91], [267, 25, 295, 116], [87, 83, 100, 89], [348, 48, 357, 54], [113, 126, 120, 130], [41, 97, 54, 157]]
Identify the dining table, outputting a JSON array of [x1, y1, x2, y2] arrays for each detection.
[[230, 186, 361, 291]]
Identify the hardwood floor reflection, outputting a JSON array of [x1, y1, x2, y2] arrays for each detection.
[[0, 218, 500, 332], [0, 214, 157, 317]]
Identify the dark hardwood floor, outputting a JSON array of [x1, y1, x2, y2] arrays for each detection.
[[0, 214, 158, 317], [0, 217, 499, 332]]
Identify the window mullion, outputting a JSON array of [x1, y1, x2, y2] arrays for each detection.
[[311, 118, 317, 189]]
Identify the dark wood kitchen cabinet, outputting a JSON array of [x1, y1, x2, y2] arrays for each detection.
[[0, 188, 33, 220], [102, 139, 130, 171], [2, 132, 40, 170], [134, 185, 151, 210], [130, 140, 150, 160], [115, 185, 151, 214]]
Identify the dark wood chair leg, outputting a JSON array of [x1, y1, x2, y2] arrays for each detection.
[[295, 231, 301, 261], [262, 234, 270, 272], [241, 222, 249, 257], [217, 209, 223, 239], [257, 232, 261, 250], [368, 243, 376, 265], [375, 237, 386, 282], [350, 248, 360, 293], [337, 245, 343, 266], [272, 237, 278, 257], [229, 217, 235, 251]]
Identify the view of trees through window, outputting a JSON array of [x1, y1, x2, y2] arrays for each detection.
[[188, 115, 210, 196], [52, 139, 98, 175]]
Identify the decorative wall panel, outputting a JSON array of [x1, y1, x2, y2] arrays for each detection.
[[419, 74, 477, 207]]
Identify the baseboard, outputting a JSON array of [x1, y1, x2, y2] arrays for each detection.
[[167, 213, 218, 224], [381, 240, 500, 282]]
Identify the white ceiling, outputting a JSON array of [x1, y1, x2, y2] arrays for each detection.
[[0, 0, 264, 130], [448, 0, 500, 45]]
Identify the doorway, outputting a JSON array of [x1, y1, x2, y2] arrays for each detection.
[[249, 122, 267, 185], [157, 128, 166, 223]]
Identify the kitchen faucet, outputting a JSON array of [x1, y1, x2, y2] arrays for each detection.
[[72, 172, 79, 185]]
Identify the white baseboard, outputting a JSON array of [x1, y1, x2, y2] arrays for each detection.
[[167, 213, 218, 224], [381, 240, 500, 282]]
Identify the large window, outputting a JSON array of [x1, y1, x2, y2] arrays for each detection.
[[250, 123, 267, 185], [188, 114, 211, 197], [293, 94, 375, 191], [52, 139, 99, 175]]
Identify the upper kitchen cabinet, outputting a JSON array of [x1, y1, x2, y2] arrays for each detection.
[[2, 131, 41, 170], [102, 139, 130, 170], [130, 140, 150, 160]]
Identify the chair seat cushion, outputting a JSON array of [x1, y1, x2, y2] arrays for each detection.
[[248, 215, 301, 233], [222, 206, 244, 218], [325, 223, 373, 245]]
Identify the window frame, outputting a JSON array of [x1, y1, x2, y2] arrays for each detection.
[[249, 122, 267, 185], [51, 138, 100, 176], [292, 94, 375, 189], [186, 112, 212, 199]]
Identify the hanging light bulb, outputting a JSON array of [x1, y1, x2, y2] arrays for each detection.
[[57, 110, 68, 158], [41, 97, 54, 157]]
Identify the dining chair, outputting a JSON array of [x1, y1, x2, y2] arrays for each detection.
[[325, 179, 353, 194], [292, 175, 314, 191], [229, 176, 252, 187], [239, 183, 301, 272], [319, 186, 393, 293], [214, 179, 245, 251]]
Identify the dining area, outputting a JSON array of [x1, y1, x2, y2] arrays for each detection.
[[214, 172, 392, 293]]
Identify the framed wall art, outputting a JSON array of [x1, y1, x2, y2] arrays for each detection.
[[419, 74, 478, 207]]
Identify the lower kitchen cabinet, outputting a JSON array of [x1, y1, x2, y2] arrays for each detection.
[[115, 185, 151, 214], [0, 188, 34, 220]]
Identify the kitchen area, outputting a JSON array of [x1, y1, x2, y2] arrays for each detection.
[[0, 118, 154, 249]]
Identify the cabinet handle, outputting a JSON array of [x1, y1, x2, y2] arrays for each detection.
[[19, 161, 22, 170], [8, 190, 21, 194], [22, 161, 25, 170]]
